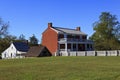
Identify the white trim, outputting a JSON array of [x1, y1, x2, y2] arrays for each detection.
[[50, 27, 59, 33]]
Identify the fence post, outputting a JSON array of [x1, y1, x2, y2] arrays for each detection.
[[85, 51, 87, 56], [106, 51, 108, 56], [76, 51, 77, 56], [95, 51, 97, 56], [117, 50, 119, 56], [68, 51, 70, 56]]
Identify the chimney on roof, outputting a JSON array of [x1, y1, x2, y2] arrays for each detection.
[[48, 23, 52, 28], [76, 27, 81, 31]]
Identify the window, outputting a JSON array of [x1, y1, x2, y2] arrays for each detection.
[[67, 43, 71, 49], [58, 34, 64, 38], [73, 44, 76, 51], [87, 44, 89, 48], [4, 53, 6, 58], [75, 35, 80, 39], [60, 44, 65, 49], [82, 36, 87, 40], [78, 44, 85, 51], [67, 35, 72, 38], [11, 53, 12, 57]]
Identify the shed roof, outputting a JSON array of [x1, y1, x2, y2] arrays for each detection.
[[26, 45, 51, 57]]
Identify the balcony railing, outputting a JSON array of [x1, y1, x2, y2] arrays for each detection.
[[58, 38, 93, 43]]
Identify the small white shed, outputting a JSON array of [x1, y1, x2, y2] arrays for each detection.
[[1, 42, 29, 59]]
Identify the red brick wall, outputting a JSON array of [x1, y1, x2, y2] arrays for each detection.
[[42, 28, 58, 55]]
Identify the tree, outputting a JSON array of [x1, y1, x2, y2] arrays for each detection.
[[0, 39, 10, 55], [90, 12, 120, 50], [0, 18, 9, 38], [0, 35, 17, 54], [29, 34, 38, 46], [0, 18, 10, 56], [19, 34, 26, 41]]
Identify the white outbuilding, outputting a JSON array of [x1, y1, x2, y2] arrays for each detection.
[[1, 42, 29, 59]]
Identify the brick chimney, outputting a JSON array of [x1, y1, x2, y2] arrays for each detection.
[[48, 23, 52, 28], [76, 27, 81, 31]]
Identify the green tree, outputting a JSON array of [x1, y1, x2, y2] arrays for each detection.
[[90, 12, 120, 50], [0, 35, 17, 54], [5, 35, 17, 41], [29, 34, 38, 46]]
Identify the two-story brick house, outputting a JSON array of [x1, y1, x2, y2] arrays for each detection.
[[42, 23, 93, 56]]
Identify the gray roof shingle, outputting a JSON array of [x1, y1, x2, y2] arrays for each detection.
[[52, 27, 87, 35]]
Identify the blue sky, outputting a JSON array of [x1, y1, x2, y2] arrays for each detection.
[[0, 0, 120, 43]]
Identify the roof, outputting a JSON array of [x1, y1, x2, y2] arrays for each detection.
[[26, 45, 51, 57], [13, 42, 29, 52], [52, 27, 87, 35]]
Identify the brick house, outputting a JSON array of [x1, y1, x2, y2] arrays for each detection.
[[42, 23, 94, 56]]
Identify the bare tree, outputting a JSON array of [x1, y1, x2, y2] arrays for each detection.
[[29, 34, 38, 46], [0, 18, 9, 38]]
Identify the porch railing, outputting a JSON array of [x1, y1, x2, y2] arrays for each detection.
[[59, 38, 93, 43]]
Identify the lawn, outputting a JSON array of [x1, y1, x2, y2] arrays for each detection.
[[0, 57, 120, 80]]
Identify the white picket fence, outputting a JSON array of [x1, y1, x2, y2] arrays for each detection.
[[59, 50, 120, 56]]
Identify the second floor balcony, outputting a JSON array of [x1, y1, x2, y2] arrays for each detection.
[[58, 38, 93, 43]]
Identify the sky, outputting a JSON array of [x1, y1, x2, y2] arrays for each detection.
[[0, 0, 120, 43]]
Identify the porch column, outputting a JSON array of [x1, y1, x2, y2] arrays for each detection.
[[76, 44, 78, 51], [65, 43, 67, 51], [80, 35, 82, 41], [64, 34, 67, 41], [65, 43, 68, 56], [58, 44, 60, 51], [71, 43, 73, 51]]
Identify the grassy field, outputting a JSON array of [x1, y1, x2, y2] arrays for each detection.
[[0, 57, 120, 80]]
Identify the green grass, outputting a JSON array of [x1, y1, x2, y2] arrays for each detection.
[[0, 57, 120, 80]]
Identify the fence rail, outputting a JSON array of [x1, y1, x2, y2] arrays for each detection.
[[59, 50, 120, 56]]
